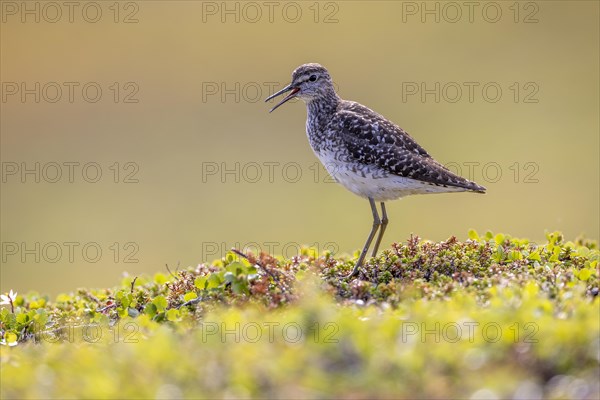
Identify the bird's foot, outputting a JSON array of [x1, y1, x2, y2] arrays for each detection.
[[344, 262, 362, 279]]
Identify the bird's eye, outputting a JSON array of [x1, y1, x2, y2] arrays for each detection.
[[309, 75, 317, 82]]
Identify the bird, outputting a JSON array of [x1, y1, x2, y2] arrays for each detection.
[[265, 63, 486, 278]]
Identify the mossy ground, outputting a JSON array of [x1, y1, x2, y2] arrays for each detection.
[[1, 231, 599, 399]]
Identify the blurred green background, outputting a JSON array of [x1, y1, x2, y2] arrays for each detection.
[[1, 1, 598, 295]]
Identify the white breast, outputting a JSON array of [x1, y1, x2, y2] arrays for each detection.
[[316, 151, 466, 202]]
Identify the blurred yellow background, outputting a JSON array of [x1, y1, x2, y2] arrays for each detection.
[[1, 1, 598, 295]]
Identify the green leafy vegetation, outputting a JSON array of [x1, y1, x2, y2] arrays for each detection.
[[1, 232, 598, 399]]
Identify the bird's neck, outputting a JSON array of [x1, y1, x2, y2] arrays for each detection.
[[306, 91, 340, 119], [304, 91, 340, 148]]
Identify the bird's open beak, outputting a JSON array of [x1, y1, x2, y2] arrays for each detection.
[[265, 84, 300, 113]]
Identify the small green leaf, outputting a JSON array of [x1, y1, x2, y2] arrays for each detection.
[[56, 294, 71, 303], [232, 280, 249, 295], [15, 313, 29, 325], [226, 262, 246, 275], [166, 309, 180, 322], [492, 246, 505, 263], [116, 290, 132, 308], [527, 251, 541, 261], [494, 233, 505, 245], [206, 274, 223, 289], [152, 295, 168, 312], [468, 229, 479, 241], [183, 292, 197, 302], [5, 332, 18, 345], [576, 247, 590, 257], [549, 246, 560, 262], [33, 309, 48, 325], [29, 297, 47, 309], [144, 303, 157, 317], [578, 268, 592, 281], [194, 277, 207, 290], [508, 250, 523, 261]]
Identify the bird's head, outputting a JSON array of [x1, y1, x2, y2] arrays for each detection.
[[265, 63, 335, 112]]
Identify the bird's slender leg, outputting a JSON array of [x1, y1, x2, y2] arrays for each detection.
[[371, 202, 388, 257], [346, 198, 380, 278]]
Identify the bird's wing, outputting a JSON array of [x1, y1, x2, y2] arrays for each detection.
[[333, 103, 486, 192]]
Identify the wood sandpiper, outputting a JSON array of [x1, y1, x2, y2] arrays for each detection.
[[265, 63, 486, 278]]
